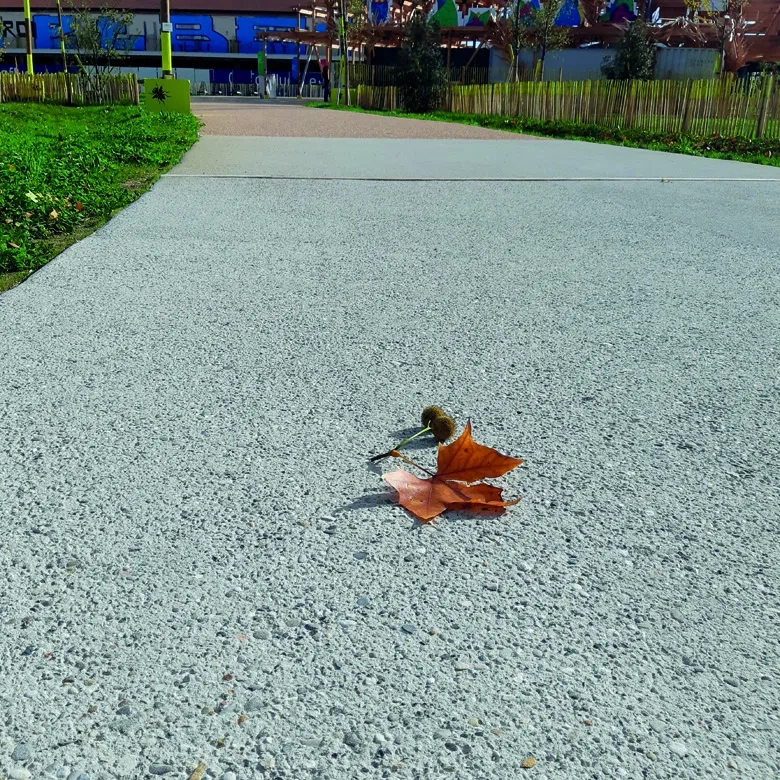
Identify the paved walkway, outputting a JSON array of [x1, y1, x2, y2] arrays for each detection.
[[1, 103, 778, 780], [192, 96, 539, 139]]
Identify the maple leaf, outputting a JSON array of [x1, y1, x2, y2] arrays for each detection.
[[75, 201, 83, 211], [382, 421, 523, 522]]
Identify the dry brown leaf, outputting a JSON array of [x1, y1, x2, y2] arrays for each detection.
[[383, 421, 523, 522]]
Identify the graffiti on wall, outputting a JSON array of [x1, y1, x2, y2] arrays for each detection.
[[0, 13, 312, 55], [365, 0, 638, 28], [424, 0, 638, 28], [1, 2, 640, 53], [31, 14, 144, 51]]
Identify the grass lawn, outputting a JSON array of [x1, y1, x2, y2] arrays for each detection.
[[308, 102, 780, 168], [0, 104, 201, 294]]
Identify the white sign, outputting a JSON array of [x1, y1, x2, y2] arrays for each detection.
[[161, 22, 173, 33]]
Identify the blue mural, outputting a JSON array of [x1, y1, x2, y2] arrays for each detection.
[[29, 13, 308, 56], [489, 0, 637, 28], [170, 15, 227, 53], [21, 3, 641, 60], [557, 0, 580, 26], [370, 1, 389, 24], [32, 14, 143, 51], [235, 15, 307, 55]]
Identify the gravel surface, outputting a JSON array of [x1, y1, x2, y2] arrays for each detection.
[[1, 135, 779, 780], [171, 134, 780, 180], [192, 97, 538, 139]]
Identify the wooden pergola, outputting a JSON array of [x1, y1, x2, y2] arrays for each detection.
[[255, 1, 780, 74]]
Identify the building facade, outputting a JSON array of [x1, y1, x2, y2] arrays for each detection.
[[1, 2, 777, 88]]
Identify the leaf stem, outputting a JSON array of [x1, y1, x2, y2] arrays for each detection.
[[394, 425, 431, 450], [368, 425, 432, 462]]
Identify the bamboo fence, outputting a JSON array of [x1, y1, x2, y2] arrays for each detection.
[[357, 75, 779, 139], [348, 63, 489, 88], [0, 73, 140, 106]]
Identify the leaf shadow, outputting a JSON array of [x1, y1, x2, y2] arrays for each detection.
[[340, 490, 394, 511], [341, 490, 442, 533], [442, 505, 511, 523], [385, 428, 437, 450], [390, 427, 419, 438]]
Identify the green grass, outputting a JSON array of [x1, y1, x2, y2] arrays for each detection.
[[308, 102, 780, 168], [0, 103, 201, 290]]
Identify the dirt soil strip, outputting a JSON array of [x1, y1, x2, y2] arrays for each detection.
[[191, 97, 542, 139]]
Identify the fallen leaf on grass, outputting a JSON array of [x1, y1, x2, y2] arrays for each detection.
[[75, 201, 83, 211], [49, 209, 58, 220], [7, 242, 20, 249], [383, 421, 523, 522]]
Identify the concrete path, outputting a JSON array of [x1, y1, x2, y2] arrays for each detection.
[[174, 133, 780, 180], [1, 104, 778, 780], [192, 97, 538, 139]]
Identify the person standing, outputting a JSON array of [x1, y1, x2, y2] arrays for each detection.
[[321, 60, 331, 103]]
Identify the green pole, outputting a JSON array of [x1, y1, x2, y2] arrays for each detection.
[[23, 0, 34, 73], [56, 0, 72, 104], [338, 15, 346, 105], [161, 0, 173, 78]]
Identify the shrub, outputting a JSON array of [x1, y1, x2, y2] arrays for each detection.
[[396, 14, 448, 114], [602, 19, 656, 81]]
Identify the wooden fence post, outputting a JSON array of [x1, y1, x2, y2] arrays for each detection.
[[624, 80, 635, 129], [756, 74, 775, 139], [681, 79, 694, 134]]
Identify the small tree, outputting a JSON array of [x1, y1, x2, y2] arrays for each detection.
[[346, 0, 381, 76], [706, 0, 779, 75], [489, 0, 532, 82], [64, 2, 137, 96], [396, 13, 447, 113], [525, 0, 571, 81], [602, 18, 656, 80]]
